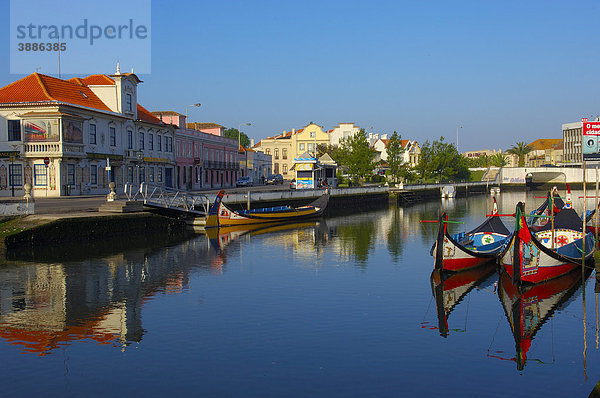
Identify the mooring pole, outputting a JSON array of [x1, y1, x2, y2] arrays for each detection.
[[583, 159, 587, 273]]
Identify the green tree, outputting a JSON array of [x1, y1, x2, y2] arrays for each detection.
[[507, 142, 532, 167], [339, 129, 377, 184], [490, 152, 508, 167], [386, 131, 405, 183], [224, 128, 250, 148], [416, 137, 470, 182]]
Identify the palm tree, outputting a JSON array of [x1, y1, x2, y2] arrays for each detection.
[[507, 142, 532, 167], [490, 152, 508, 167]]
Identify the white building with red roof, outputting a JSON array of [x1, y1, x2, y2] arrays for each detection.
[[0, 67, 175, 197]]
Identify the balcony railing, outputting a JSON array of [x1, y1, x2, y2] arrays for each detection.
[[23, 142, 85, 157]]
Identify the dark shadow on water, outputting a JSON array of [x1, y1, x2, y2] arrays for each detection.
[[3, 231, 195, 263]]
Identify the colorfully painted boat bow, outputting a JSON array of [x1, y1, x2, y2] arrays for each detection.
[[205, 190, 329, 228], [432, 199, 510, 272], [499, 200, 594, 285]]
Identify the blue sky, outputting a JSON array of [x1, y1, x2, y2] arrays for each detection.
[[2, 0, 600, 151]]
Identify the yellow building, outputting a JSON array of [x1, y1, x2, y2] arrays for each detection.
[[254, 122, 329, 179]]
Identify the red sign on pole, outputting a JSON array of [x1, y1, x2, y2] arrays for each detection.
[[43, 157, 50, 166], [583, 118, 600, 160]]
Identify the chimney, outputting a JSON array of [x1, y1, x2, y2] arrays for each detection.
[[250, 138, 254, 147]]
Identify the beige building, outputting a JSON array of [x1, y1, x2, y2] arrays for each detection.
[[254, 122, 329, 179], [525, 139, 563, 167], [562, 120, 584, 165]]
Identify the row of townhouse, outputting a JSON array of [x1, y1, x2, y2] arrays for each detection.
[[254, 122, 420, 180], [0, 68, 243, 197]]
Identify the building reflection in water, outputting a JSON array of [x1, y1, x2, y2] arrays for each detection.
[[0, 235, 221, 356]]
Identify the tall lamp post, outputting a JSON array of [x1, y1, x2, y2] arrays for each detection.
[[456, 125, 463, 153], [185, 103, 202, 122], [135, 150, 144, 186], [238, 122, 251, 177]]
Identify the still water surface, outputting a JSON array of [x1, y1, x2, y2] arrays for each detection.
[[1, 191, 600, 396]]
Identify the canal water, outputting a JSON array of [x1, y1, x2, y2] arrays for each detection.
[[1, 191, 600, 396]]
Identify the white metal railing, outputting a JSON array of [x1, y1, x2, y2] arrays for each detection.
[[130, 182, 210, 215]]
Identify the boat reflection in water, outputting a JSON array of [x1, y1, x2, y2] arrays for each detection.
[[428, 262, 497, 337], [205, 221, 323, 255], [496, 267, 591, 370]]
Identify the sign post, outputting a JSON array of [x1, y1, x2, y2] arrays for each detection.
[[581, 118, 600, 271], [105, 157, 112, 188], [44, 157, 50, 197]]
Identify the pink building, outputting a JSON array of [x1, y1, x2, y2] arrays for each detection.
[[153, 112, 239, 189]]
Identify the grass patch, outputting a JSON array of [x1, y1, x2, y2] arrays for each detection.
[[470, 170, 486, 181]]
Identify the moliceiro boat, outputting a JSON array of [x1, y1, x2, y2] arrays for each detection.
[[499, 200, 595, 285], [205, 190, 329, 228], [432, 199, 510, 272]]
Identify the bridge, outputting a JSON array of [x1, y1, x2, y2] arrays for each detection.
[[124, 183, 211, 216]]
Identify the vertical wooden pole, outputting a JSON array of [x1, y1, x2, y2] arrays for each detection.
[[583, 160, 587, 271], [593, 163, 600, 243]]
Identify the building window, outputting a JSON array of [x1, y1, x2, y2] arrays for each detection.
[[168, 137, 173, 152], [90, 164, 98, 185], [282, 148, 287, 160], [8, 120, 21, 141], [299, 143, 305, 151], [308, 143, 314, 152], [139, 132, 145, 149], [67, 164, 75, 185], [127, 130, 133, 149], [274, 149, 279, 160], [109, 127, 116, 146], [149, 166, 155, 182], [34, 164, 47, 186], [157, 135, 162, 151], [283, 163, 288, 174], [126, 94, 132, 112], [149, 133, 154, 150], [127, 166, 134, 183], [158, 167, 163, 183], [9, 164, 22, 187], [89, 124, 97, 144], [265, 148, 270, 155], [139, 167, 145, 183], [310, 131, 316, 138]]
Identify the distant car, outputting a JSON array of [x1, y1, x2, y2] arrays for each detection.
[[236, 176, 253, 187], [266, 174, 283, 185], [290, 178, 297, 189]]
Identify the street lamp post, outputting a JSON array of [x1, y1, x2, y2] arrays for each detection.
[[135, 150, 143, 186], [238, 122, 251, 177], [185, 103, 202, 122]]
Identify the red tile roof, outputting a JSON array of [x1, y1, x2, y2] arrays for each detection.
[[0, 73, 113, 111], [137, 104, 162, 125], [81, 74, 116, 86]]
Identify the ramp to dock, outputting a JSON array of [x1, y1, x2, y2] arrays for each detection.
[[124, 183, 211, 216]]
